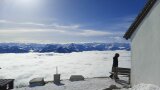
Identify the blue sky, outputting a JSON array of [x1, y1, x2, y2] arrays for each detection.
[[0, 0, 147, 43]]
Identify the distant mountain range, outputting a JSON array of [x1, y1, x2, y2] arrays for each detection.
[[0, 43, 130, 53]]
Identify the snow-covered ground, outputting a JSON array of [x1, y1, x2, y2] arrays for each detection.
[[122, 84, 160, 90], [0, 50, 130, 88], [14, 78, 123, 90]]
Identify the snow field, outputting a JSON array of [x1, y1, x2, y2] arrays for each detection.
[[0, 50, 130, 87], [14, 78, 123, 90]]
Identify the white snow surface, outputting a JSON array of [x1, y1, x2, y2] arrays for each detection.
[[0, 50, 130, 88], [14, 78, 123, 90], [122, 83, 160, 90]]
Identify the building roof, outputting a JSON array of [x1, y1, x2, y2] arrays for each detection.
[[124, 0, 157, 40]]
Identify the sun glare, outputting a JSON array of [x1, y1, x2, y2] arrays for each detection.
[[19, 0, 37, 3], [14, 0, 39, 8]]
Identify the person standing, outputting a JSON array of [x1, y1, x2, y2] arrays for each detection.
[[109, 53, 120, 79]]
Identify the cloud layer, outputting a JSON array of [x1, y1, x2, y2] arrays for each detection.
[[0, 16, 132, 43]]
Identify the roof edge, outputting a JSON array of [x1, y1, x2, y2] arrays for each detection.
[[124, 0, 157, 40]]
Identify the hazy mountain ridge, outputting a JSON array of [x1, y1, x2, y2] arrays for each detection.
[[0, 43, 130, 53]]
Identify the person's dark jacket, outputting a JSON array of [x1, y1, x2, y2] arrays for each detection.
[[112, 56, 118, 67]]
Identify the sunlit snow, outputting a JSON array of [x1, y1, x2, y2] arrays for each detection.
[[0, 50, 130, 87]]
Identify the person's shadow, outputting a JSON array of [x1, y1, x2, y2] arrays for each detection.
[[103, 85, 120, 90]]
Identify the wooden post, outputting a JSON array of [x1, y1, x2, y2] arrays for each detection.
[[129, 74, 131, 84], [9, 80, 14, 89]]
